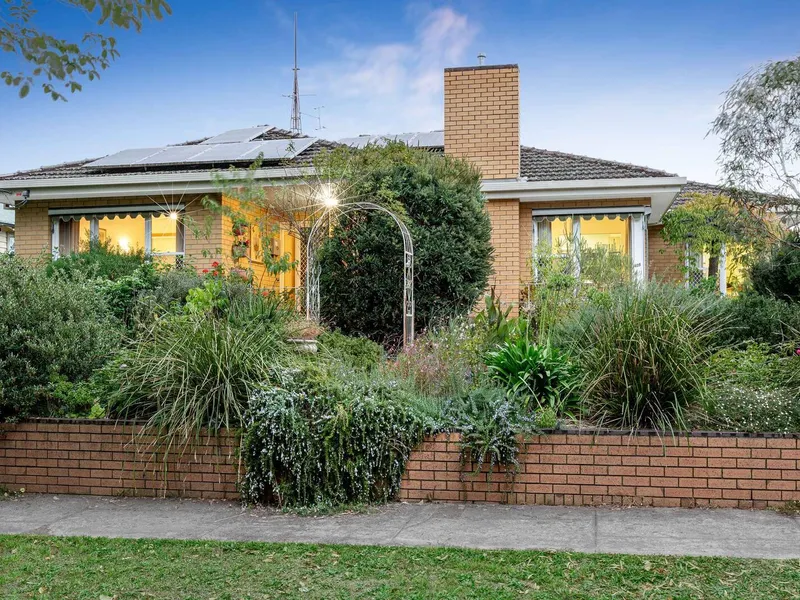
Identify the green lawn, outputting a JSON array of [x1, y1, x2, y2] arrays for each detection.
[[1, 535, 799, 599]]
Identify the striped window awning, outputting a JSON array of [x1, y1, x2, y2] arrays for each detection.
[[531, 206, 651, 221], [48, 204, 184, 222]]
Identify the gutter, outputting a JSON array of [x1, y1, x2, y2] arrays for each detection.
[[480, 176, 687, 223], [1, 166, 316, 202]]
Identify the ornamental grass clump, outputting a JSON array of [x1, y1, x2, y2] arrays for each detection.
[[554, 283, 727, 430], [241, 365, 424, 508], [109, 290, 293, 442]]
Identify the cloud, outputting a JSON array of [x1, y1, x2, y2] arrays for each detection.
[[306, 7, 477, 137]]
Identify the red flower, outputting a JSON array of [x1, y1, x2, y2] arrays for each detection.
[[262, 291, 268, 297], [202, 269, 209, 274], [211, 261, 220, 268]]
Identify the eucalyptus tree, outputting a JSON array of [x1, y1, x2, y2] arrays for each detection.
[[2, 0, 171, 100]]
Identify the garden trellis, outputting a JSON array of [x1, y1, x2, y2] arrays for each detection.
[[305, 201, 415, 348]]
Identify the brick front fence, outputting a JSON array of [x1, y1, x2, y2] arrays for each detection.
[[2, 421, 799, 508], [399, 432, 800, 510], [0, 420, 239, 499]]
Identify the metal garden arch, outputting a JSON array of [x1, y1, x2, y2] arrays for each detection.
[[305, 202, 414, 348]]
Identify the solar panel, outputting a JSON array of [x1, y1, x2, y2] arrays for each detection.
[[245, 137, 317, 161], [200, 126, 274, 145], [411, 131, 444, 147], [84, 137, 318, 169], [136, 145, 214, 165], [86, 148, 166, 168], [337, 131, 444, 149], [337, 136, 371, 149]]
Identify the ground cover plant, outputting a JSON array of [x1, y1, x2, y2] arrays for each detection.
[[242, 363, 424, 508], [2, 535, 800, 599]]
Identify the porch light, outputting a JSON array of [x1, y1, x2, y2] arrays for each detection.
[[318, 183, 339, 208], [169, 211, 178, 220], [118, 236, 130, 252]]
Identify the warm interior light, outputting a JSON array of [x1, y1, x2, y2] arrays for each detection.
[[169, 212, 178, 220], [118, 237, 130, 252], [319, 183, 339, 207]]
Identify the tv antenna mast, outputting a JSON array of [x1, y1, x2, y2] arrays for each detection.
[[289, 12, 302, 135], [302, 106, 325, 131]]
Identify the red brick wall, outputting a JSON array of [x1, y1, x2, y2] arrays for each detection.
[[0, 420, 239, 499], [400, 432, 800, 510], [4, 421, 799, 509]]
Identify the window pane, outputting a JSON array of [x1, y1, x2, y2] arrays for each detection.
[[551, 218, 572, 254], [580, 216, 629, 254], [151, 213, 178, 254], [97, 215, 146, 253]]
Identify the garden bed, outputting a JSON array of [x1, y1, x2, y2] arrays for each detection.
[[3, 419, 799, 509]]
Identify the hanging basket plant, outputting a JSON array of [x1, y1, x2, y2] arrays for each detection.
[[232, 217, 249, 237], [232, 240, 249, 259]]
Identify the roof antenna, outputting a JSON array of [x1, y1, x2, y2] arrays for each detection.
[[477, 52, 486, 66], [290, 12, 302, 135]]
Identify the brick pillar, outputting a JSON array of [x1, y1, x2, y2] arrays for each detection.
[[486, 199, 520, 312]]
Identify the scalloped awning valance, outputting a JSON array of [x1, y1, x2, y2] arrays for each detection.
[[48, 204, 184, 222], [531, 205, 651, 222]]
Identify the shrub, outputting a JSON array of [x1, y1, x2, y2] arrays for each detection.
[[47, 240, 146, 281], [554, 283, 726, 430], [485, 338, 579, 415], [317, 331, 384, 371], [0, 255, 122, 421], [109, 308, 289, 440], [716, 292, 800, 348], [749, 232, 800, 302], [96, 263, 160, 325], [707, 344, 791, 389], [242, 365, 424, 508], [317, 143, 493, 347], [132, 266, 203, 323]]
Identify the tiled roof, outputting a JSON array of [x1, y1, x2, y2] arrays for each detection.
[[2, 127, 678, 185], [520, 146, 676, 181], [0, 126, 336, 182], [671, 180, 728, 207]]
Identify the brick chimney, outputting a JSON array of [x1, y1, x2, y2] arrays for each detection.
[[444, 64, 520, 179]]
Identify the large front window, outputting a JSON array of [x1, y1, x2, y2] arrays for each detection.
[[532, 207, 647, 282], [51, 205, 185, 261]]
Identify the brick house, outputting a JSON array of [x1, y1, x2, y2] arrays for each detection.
[[1, 62, 691, 306]]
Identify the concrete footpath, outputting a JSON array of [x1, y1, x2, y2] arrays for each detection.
[[1, 494, 800, 559]]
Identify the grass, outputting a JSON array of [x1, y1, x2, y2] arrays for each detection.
[[2, 536, 800, 599]]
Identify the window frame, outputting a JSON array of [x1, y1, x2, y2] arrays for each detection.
[[49, 205, 185, 260], [531, 206, 649, 282]]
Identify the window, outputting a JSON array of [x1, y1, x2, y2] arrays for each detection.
[[50, 205, 185, 262], [532, 207, 648, 282]]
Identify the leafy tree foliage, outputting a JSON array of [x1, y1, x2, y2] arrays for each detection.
[[749, 231, 800, 302], [316, 143, 493, 347], [660, 192, 768, 280], [1, 0, 171, 100], [711, 57, 800, 235]]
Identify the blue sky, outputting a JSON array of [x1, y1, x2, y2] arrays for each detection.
[[2, 0, 800, 183]]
